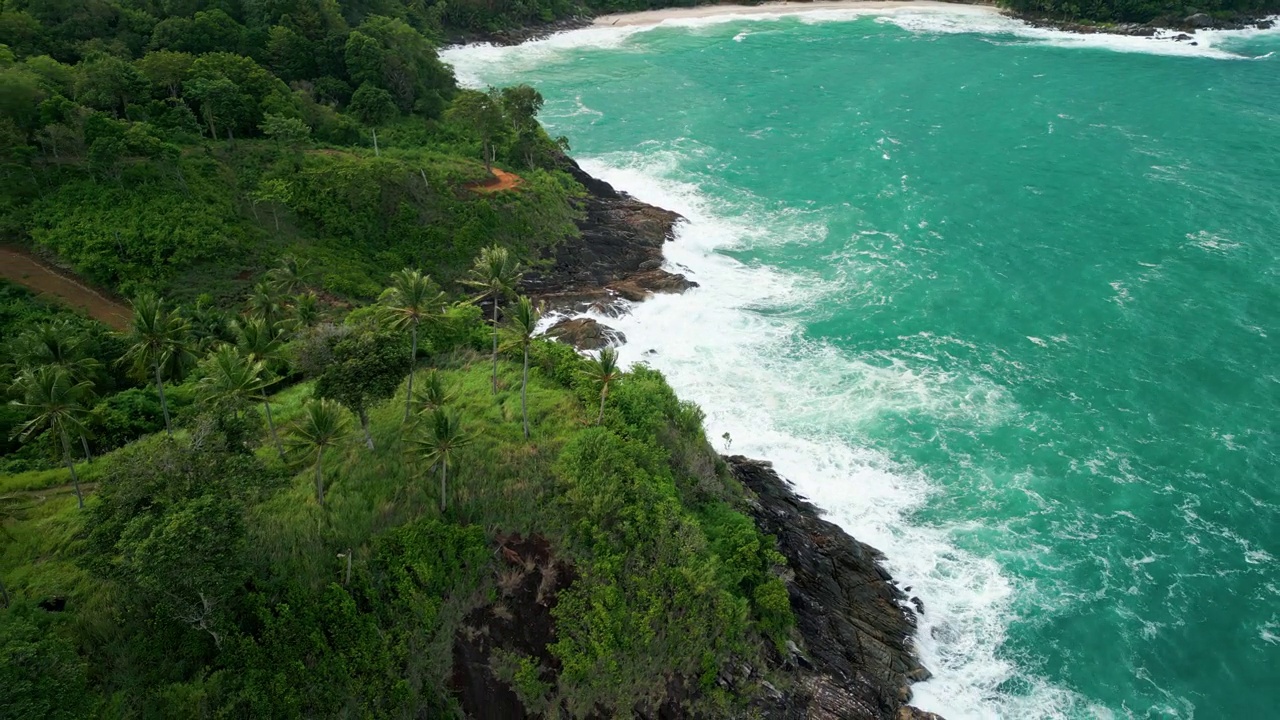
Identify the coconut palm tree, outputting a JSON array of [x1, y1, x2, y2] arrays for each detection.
[[7, 321, 102, 382], [266, 255, 312, 296], [8, 321, 102, 461], [291, 291, 320, 328], [10, 367, 93, 508], [503, 296, 542, 439], [233, 317, 289, 374], [195, 346, 283, 460], [412, 407, 472, 512], [462, 245, 523, 394], [246, 281, 285, 327], [412, 369, 455, 415], [285, 399, 350, 505], [379, 269, 445, 422], [121, 292, 194, 437], [581, 346, 621, 426]]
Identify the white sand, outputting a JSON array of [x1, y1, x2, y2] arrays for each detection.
[[594, 1, 999, 27]]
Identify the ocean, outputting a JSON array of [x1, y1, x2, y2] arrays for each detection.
[[441, 11, 1280, 718]]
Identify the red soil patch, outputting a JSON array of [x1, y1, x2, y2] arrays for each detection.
[[0, 246, 131, 330], [466, 168, 523, 193]]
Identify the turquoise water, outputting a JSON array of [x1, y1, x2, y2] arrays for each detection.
[[444, 12, 1280, 718]]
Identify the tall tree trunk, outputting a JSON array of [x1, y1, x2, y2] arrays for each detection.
[[272, 205, 280, 232], [315, 456, 325, 505], [61, 430, 84, 509], [405, 325, 417, 423], [483, 141, 492, 172], [440, 461, 448, 513], [263, 399, 284, 461], [597, 386, 608, 426], [359, 408, 374, 450], [491, 301, 499, 394], [154, 362, 172, 437], [521, 343, 530, 439], [80, 434, 92, 463]]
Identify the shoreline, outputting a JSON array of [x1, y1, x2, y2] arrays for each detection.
[[595, 0, 997, 27]]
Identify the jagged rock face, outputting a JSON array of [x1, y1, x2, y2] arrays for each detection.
[[523, 157, 697, 313], [725, 456, 938, 720], [545, 317, 625, 351]]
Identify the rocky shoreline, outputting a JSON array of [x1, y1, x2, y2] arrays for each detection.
[[727, 456, 941, 720], [522, 156, 696, 348], [516, 156, 942, 718]]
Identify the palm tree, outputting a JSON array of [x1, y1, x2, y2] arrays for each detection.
[[462, 245, 523, 394], [10, 367, 93, 508], [196, 346, 283, 460], [233, 316, 288, 374], [8, 321, 102, 382], [291, 291, 320, 328], [412, 408, 472, 512], [266, 255, 312, 296], [581, 346, 621, 425], [379, 268, 445, 422], [285, 399, 350, 505], [503, 296, 542, 439], [412, 369, 455, 415], [9, 321, 101, 461], [121, 292, 194, 437], [246, 281, 285, 327]]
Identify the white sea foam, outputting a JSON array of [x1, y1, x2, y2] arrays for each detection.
[[558, 151, 1099, 719], [441, 8, 1280, 83]]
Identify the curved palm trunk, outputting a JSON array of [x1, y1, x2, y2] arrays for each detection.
[[521, 343, 530, 439], [597, 384, 609, 426], [491, 301, 499, 394], [359, 408, 374, 450], [440, 460, 448, 513], [405, 325, 418, 423], [154, 361, 172, 437], [80, 434, 93, 463], [60, 430, 84, 509], [263, 399, 284, 461], [314, 454, 325, 505]]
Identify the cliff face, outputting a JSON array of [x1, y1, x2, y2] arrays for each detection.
[[522, 157, 696, 318], [726, 457, 941, 720]]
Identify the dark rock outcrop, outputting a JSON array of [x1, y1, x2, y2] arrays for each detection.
[[726, 456, 938, 720], [523, 156, 697, 315], [545, 317, 625, 351], [451, 534, 574, 720]]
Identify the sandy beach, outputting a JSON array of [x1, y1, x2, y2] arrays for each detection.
[[594, 0, 999, 27]]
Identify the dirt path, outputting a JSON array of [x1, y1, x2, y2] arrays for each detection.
[[467, 168, 523, 193], [0, 246, 131, 330]]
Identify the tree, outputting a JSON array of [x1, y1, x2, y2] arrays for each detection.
[[349, 82, 396, 125], [75, 54, 146, 116], [379, 268, 444, 422], [117, 494, 247, 649], [260, 112, 311, 147], [448, 88, 508, 172], [582, 347, 622, 426], [9, 367, 93, 508], [8, 321, 102, 462], [233, 316, 288, 373], [291, 292, 320, 328], [412, 370, 455, 415], [314, 330, 410, 450], [135, 50, 194, 98], [412, 408, 472, 513], [121, 293, 194, 438], [266, 254, 312, 296], [462, 245, 523, 395], [185, 74, 248, 140], [250, 179, 292, 233], [504, 296, 542, 439], [195, 346, 282, 460], [285, 399, 349, 505], [246, 280, 285, 326]]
